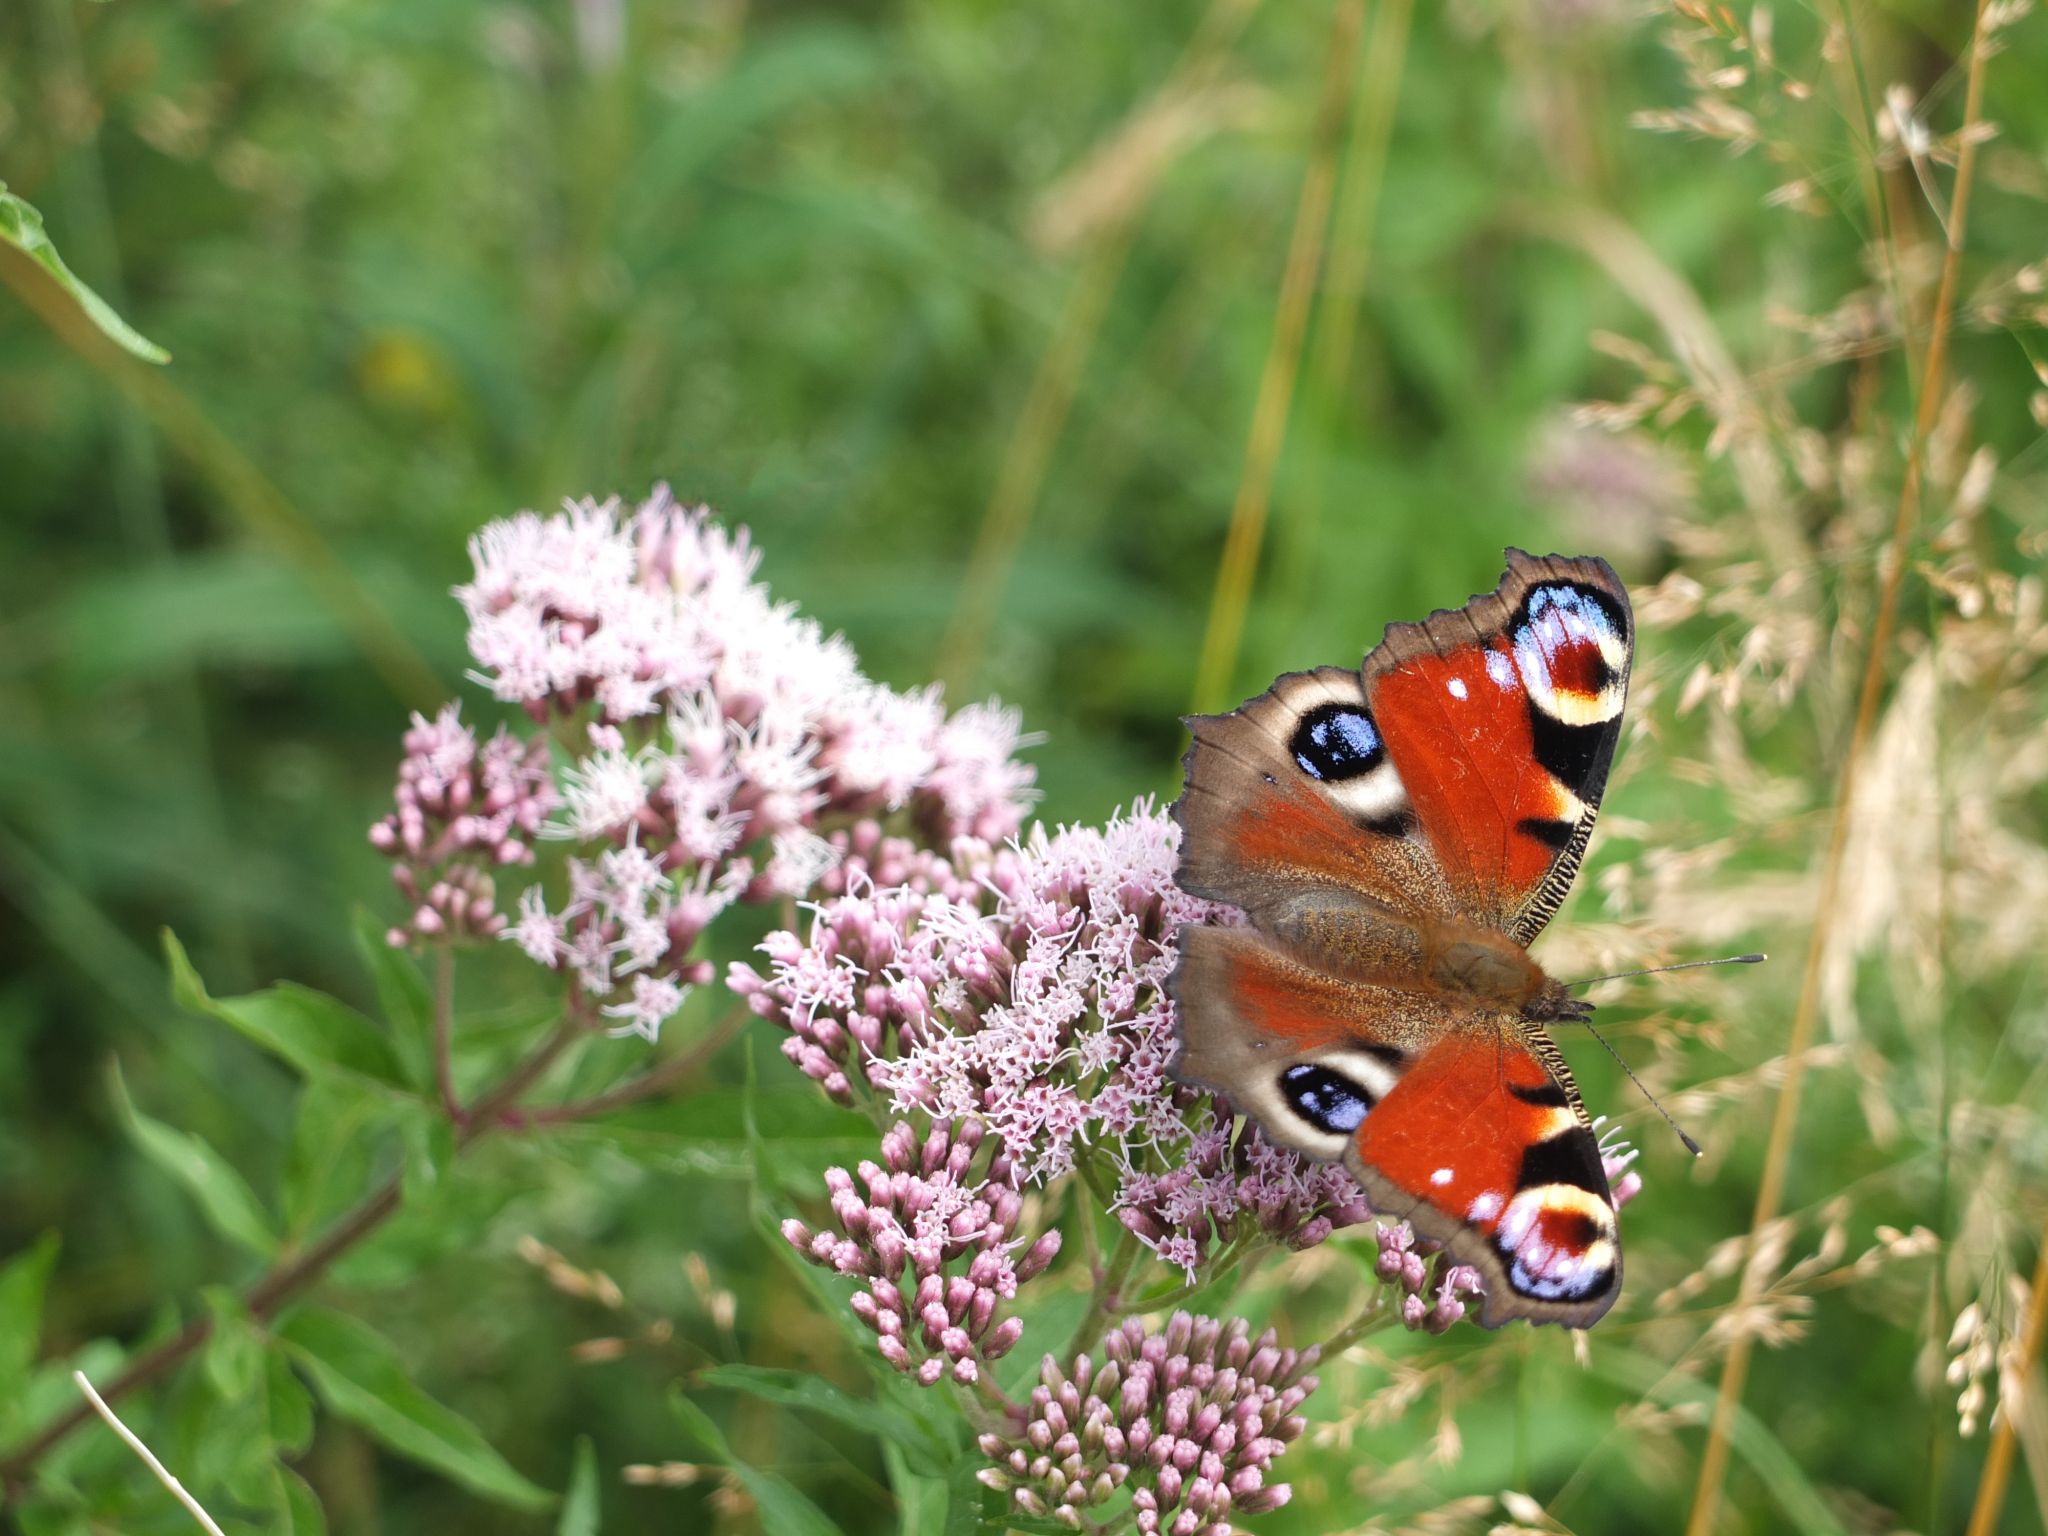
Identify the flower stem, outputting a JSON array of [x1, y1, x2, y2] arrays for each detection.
[[1064, 1232, 1144, 1363], [0, 1016, 585, 1493], [523, 1005, 750, 1124], [433, 946, 462, 1122], [1682, 6, 1996, 1533], [1319, 1296, 1395, 1359]]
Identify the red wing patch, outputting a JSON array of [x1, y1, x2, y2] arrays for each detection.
[[1346, 1030, 1621, 1328], [1362, 556, 1633, 941]]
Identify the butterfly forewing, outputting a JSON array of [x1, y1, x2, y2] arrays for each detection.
[[1361, 549, 1633, 943], [1175, 666, 1457, 935]]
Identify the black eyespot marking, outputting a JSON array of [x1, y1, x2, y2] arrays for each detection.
[[1281, 1063, 1374, 1134], [1528, 709, 1609, 793], [1518, 581, 1631, 648], [1517, 1130, 1610, 1197], [1516, 815, 1576, 851], [1291, 703, 1384, 782], [1508, 1081, 1571, 1109]]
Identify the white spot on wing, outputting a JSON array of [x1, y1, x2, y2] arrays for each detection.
[[1485, 650, 1517, 690], [1431, 1167, 1454, 1186], [1446, 677, 1468, 700], [1468, 1192, 1502, 1224]]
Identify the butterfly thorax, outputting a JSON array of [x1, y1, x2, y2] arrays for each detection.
[[1419, 920, 1585, 1024]]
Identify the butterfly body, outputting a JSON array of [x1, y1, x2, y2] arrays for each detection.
[[1169, 550, 1633, 1328]]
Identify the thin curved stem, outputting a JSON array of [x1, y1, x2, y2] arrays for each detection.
[[1190, 0, 1364, 714], [523, 1005, 751, 1124]]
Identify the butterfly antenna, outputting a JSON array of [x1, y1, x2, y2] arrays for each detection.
[[1574, 1016, 1703, 1157], [1569, 952, 1766, 988]]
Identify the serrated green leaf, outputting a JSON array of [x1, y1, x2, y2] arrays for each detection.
[[352, 908, 435, 1092], [670, 1390, 846, 1536], [278, 1307, 551, 1512], [166, 932, 407, 1090], [108, 1061, 278, 1260], [274, 1466, 328, 1536], [0, 183, 169, 363], [0, 1232, 59, 1401], [555, 1436, 599, 1536], [281, 1078, 392, 1239], [199, 1286, 266, 1402]]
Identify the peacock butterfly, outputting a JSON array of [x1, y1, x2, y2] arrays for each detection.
[[1168, 549, 1635, 1328]]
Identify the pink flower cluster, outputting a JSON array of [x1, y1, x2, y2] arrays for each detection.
[[732, 802, 1372, 1278], [977, 1312, 1317, 1535], [369, 705, 557, 947], [779, 1118, 1060, 1387], [373, 489, 1038, 1040], [454, 488, 1036, 842]]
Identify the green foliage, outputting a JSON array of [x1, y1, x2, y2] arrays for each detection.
[[277, 1307, 552, 1512], [4, 0, 2047, 1533], [0, 183, 168, 362]]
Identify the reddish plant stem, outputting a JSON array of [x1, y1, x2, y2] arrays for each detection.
[[522, 1005, 750, 1125], [0, 1017, 584, 1492]]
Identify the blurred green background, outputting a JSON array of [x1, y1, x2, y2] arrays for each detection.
[[5, 0, 2047, 1532]]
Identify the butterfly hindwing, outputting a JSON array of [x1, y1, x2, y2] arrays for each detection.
[[1171, 923, 1422, 1163], [1343, 1030, 1622, 1328], [1172, 926, 1622, 1328], [1362, 549, 1633, 943]]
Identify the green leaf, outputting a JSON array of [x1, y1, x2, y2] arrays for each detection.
[[266, 1350, 315, 1457], [670, 1390, 846, 1536], [166, 932, 407, 1090], [555, 1436, 599, 1536], [274, 1466, 328, 1536], [107, 1061, 278, 1259], [352, 908, 435, 1092], [278, 1307, 551, 1512], [0, 183, 170, 363], [201, 1287, 266, 1401], [398, 1104, 456, 1203], [0, 1232, 59, 1400], [881, 1439, 946, 1536], [281, 1077, 392, 1239]]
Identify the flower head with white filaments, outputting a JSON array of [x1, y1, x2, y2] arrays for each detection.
[[372, 487, 1039, 1041]]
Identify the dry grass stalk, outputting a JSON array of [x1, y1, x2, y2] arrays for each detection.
[[1963, 1227, 2048, 1536], [936, 0, 1258, 697], [1190, 0, 1366, 713], [72, 1372, 227, 1536], [1683, 2, 2001, 1531]]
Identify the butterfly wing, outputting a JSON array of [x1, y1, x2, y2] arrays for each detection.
[[1174, 551, 1631, 951], [1344, 1027, 1621, 1328], [1173, 925, 1621, 1328], [1362, 548, 1633, 944], [1175, 666, 1456, 980]]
